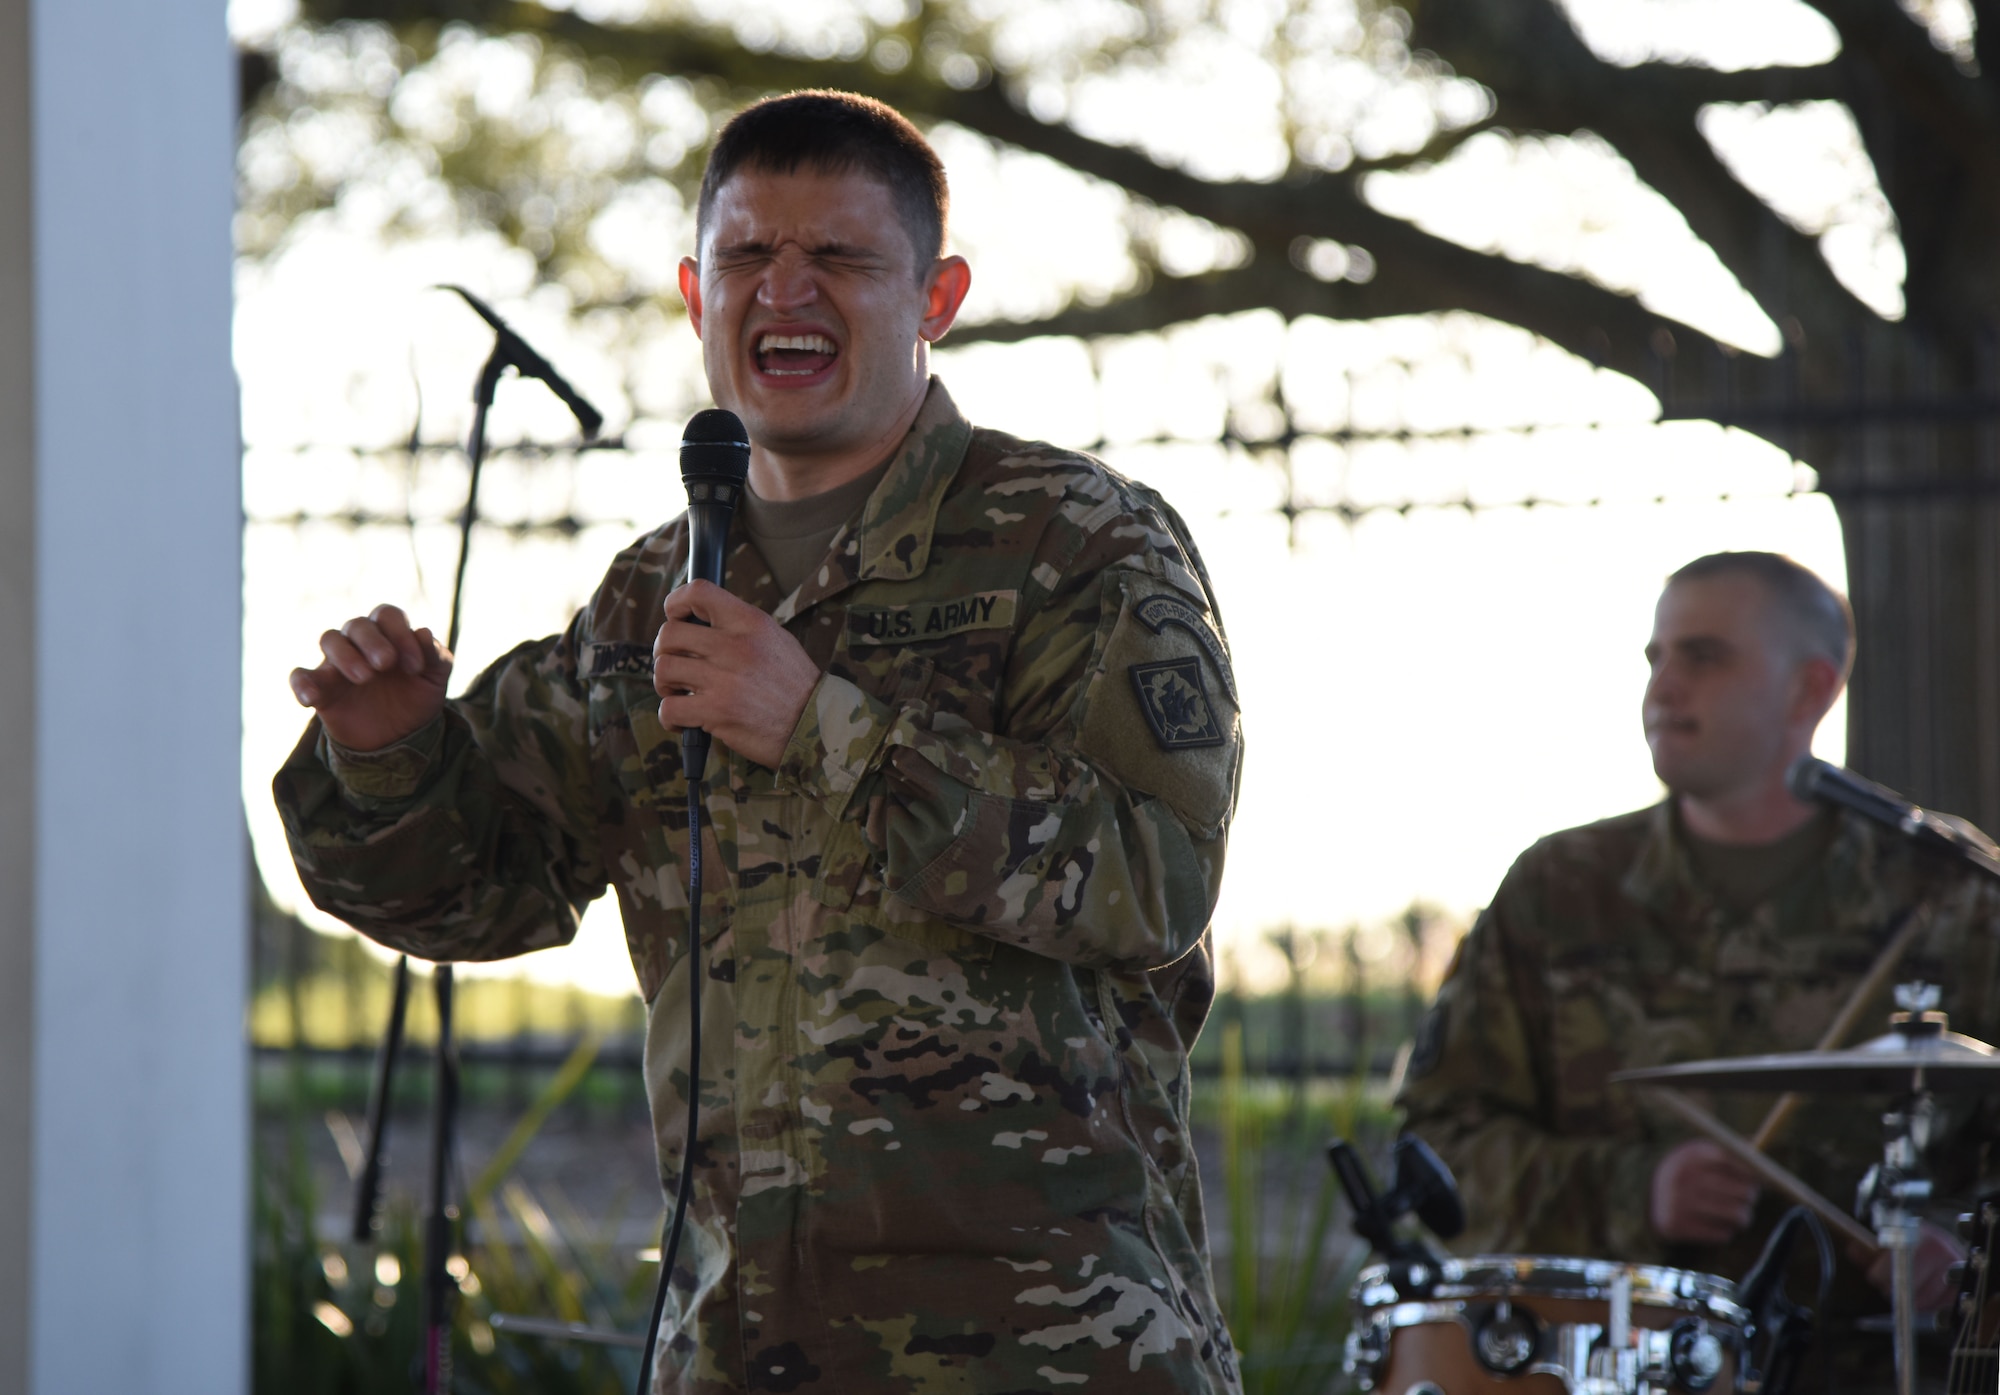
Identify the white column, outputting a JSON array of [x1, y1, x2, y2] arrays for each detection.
[[0, 2, 245, 1393]]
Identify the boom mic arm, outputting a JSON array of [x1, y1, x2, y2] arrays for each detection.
[[439, 284, 604, 440], [1787, 756, 2000, 881]]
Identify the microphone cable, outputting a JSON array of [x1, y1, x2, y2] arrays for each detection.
[[634, 748, 706, 1395]]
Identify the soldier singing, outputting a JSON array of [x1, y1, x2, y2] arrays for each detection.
[[274, 91, 1244, 1393]]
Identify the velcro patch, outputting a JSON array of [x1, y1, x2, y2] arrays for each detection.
[[585, 641, 653, 678], [1075, 576, 1241, 838], [1129, 657, 1226, 750], [849, 590, 1018, 645], [1133, 594, 1237, 703]]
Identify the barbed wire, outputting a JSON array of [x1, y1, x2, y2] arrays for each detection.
[[243, 412, 1821, 535]]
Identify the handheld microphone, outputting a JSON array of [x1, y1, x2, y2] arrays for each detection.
[[439, 285, 604, 440], [678, 408, 751, 778], [1787, 755, 2000, 877], [632, 408, 748, 1395]]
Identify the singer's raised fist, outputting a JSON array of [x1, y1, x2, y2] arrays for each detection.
[[289, 604, 453, 753], [654, 581, 819, 769]]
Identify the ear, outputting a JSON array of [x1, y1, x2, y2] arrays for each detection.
[[917, 255, 972, 344], [678, 256, 705, 339], [1792, 653, 1843, 729]]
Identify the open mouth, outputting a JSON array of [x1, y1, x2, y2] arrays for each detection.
[[755, 330, 839, 379]]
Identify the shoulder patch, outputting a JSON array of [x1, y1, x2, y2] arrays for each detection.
[[1075, 575, 1242, 838], [584, 641, 653, 678], [1133, 593, 1236, 703], [1408, 1001, 1449, 1079], [1130, 658, 1226, 750]]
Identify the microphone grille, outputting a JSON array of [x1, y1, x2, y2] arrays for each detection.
[[681, 408, 750, 498], [683, 408, 749, 447], [1785, 754, 1825, 801]]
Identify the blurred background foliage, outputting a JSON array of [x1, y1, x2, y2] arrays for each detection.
[[234, 0, 2000, 835], [235, 0, 1476, 317]]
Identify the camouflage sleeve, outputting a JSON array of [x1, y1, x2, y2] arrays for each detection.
[[774, 497, 1240, 972], [270, 611, 606, 963], [1397, 897, 1670, 1261]]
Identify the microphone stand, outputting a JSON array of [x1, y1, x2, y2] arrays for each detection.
[[1791, 757, 2000, 881], [353, 334, 502, 1242], [423, 965, 460, 1395], [346, 293, 599, 1394]]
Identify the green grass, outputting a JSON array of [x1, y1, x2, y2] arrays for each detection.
[[254, 1040, 655, 1395], [1214, 1022, 1397, 1395], [250, 908, 1415, 1392]]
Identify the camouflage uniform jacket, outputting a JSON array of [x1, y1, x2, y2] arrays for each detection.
[[1398, 799, 2000, 1313], [274, 380, 1246, 1394]]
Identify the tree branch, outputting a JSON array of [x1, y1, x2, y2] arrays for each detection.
[[1346, 120, 1493, 174], [292, 0, 1803, 432], [955, 255, 1477, 342], [1619, 61, 1846, 105], [1805, 0, 2000, 186], [953, 223, 1772, 407], [1412, 0, 1874, 342], [293, 0, 1858, 342], [1973, 0, 2000, 92]]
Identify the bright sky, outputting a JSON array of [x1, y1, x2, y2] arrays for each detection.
[[236, 0, 1896, 995]]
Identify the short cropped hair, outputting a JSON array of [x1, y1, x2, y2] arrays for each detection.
[[696, 90, 949, 267], [1668, 551, 1855, 679]]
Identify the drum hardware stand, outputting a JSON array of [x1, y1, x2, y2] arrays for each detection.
[[1856, 982, 1947, 1395], [343, 287, 602, 1394]]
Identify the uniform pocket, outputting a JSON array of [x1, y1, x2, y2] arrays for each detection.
[[807, 648, 935, 914]]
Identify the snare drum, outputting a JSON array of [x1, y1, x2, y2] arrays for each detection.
[[1345, 1255, 1747, 1395]]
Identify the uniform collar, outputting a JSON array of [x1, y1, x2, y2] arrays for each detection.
[[1621, 797, 1895, 932], [770, 377, 972, 624], [1622, 800, 1705, 922]]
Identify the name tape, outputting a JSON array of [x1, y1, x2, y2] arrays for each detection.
[[849, 590, 1019, 645]]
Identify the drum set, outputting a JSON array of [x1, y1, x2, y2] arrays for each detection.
[[1339, 982, 2000, 1395]]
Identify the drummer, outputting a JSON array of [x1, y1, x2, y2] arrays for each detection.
[[1399, 552, 1996, 1370]]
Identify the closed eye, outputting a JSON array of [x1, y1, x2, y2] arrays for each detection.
[[711, 239, 891, 273]]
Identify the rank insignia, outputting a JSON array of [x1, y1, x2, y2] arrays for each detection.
[[1130, 657, 1226, 751]]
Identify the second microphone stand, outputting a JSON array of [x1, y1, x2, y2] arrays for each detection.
[[348, 289, 600, 1394]]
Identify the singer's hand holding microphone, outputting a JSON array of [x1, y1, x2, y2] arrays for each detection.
[[654, 406, 818, 773], [653, 580, 818, 770]]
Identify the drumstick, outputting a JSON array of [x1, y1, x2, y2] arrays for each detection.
[[1749, 902, 1931, 1154], [1647, 1086, 1881, 1257]]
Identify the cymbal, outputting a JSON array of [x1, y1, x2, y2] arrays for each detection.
[[1613, 1027, 2000, 1094]]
